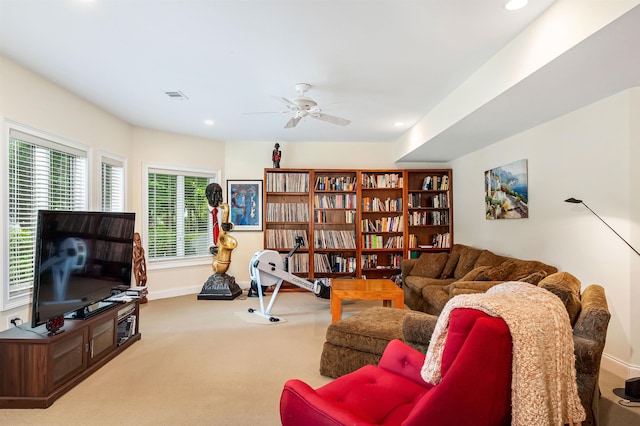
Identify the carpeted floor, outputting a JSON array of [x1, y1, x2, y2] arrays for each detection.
[[0, 290, 638, 425]]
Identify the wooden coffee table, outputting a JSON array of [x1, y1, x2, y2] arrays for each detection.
[[330, 278, 404, 323]]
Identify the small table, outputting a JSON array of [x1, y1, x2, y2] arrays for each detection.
[[330, 279, 404, 323]]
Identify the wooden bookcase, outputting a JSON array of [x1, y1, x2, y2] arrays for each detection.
[[359, 170, 406, 279], [406, 169, 453, 259], [264, 168, 453, 283], [313, 170, 358, 281], [0, 300, 140, 408]]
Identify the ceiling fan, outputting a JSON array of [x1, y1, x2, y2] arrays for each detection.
[[252, 83, 351, 129]]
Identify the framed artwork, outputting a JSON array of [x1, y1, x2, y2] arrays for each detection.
[[484, 159, 528, 220], [226, 179, 263, 231]]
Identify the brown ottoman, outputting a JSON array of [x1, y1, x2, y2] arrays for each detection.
[[319, 307, 411, 378]]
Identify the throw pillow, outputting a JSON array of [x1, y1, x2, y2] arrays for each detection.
[[516, 270, 548, 285], [440, 250, 460, 279], [459, 266, 491, 281], [538, 272, 582, 325], [475, 260, 517, 281], [453, 246, 483, 279], [411, 252, 449, 278]]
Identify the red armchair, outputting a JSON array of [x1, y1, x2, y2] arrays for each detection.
[[280, 309, 512, 426]]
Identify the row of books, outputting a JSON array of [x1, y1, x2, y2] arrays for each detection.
[[407, 193, 450, 208], [361, 173, 403, 189], [314, 176, 357, 191], [314, 194, 357, 209], [361, 215, 404, 232], [408, 211, 450, 226], [422, 175, 449, 191], [266, 229, 309, 249], [362, 234, 404, 249], [287, 253, 309, 273], [314, 210, 356, 224], [433, 232, 451, 248], [315, 254, 357, 273], [313, 230, 357, 249], [266, 172, 309, 192], [362, 197, 403, 212], [266, 203, 309, 222], [361, 253, 403, 269]]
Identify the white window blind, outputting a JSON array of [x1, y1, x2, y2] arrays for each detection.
[[101, 157, 124, 212], [7, 128, 88, 301], [147, 168, 215, 261]]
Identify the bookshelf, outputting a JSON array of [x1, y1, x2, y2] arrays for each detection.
[[359, 170, 406, 279], [406, 169, 453, 259], [313, 170, 358, 279], [264, 169, 312, 286], [263, 168, 453, 283]]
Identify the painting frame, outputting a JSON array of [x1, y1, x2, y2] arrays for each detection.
[[226, 179, 263, 231], [484, 159, 529, 220]]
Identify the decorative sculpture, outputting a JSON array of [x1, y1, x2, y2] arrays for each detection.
[[272, 142, 281, 168], [198, 183, 242, 300], [132, 232, 148, 303]]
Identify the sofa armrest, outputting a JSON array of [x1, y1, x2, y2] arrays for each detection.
[[401, 259, 418, 283], [402, 311, 438, 349], [574, 284, 610, 344]]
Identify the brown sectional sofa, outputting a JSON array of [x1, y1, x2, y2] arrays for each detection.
[[401, 243, 559, 315], [321, 256, 611, 425]]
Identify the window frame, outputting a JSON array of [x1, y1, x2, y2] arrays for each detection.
[[99, 151, 127, 212], [2, 120, 91, 311], [142, 162, 220, 270]]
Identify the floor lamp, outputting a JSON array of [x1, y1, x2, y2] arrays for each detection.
[[564, 198, 640, 256]]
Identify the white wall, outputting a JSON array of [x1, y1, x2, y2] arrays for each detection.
[[0, 56, 132, 329], [450, 88, 640, 376], [128, 127, 227, 299]]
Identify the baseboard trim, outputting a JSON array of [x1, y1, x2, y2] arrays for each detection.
[[147, 281, 251, 301], [601, 353, 640, 378]]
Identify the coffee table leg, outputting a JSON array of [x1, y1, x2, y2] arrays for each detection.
[[331, 293, 342, 323], [383, 300, 391, 308]]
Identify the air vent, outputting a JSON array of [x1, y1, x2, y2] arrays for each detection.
[[164, 90, 189, 100]]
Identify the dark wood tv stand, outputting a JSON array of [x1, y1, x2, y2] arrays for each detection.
[[0, 299, 140, 408]]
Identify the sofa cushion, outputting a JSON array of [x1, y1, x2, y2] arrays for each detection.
[[538, 272, 582, 325], [475, 260, 517, 281], [460, 266, 491, 281], [411, 252, 449, 278], [404, 276, 456, 293], [474, 250, 509, 268], [453, 246, 484, 279]]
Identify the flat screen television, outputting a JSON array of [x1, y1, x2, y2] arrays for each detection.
[[31, 210, 136, 331]]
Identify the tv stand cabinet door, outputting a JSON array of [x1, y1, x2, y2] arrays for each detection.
[[49, 328, 88, 391], [88, 315, 117, 365]]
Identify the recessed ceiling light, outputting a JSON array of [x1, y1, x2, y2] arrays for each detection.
[[394, 122, 405, 127], [504, 0, 528, 11], [204, 120, 215, 126]]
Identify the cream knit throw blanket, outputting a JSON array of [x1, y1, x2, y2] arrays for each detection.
[[421, 281, 586, 426]]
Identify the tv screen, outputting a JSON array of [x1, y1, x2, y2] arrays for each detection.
[[31, 210, 136, 329]]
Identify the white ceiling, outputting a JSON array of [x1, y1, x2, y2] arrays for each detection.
[[1, 1, 638, 162]]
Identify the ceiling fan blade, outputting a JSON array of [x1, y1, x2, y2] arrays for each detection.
[[284, 115, 303, 128], [242, 111, 289, 115], [311, 112, 351, 126]]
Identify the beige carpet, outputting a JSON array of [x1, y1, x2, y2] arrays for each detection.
[[1, 291, 637, 425]]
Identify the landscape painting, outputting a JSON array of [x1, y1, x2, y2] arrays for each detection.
[[485, 159, 528, 220]]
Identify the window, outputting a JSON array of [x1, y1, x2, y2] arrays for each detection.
[[144, 164, 217, 264], [4, 125, 88, 309], [100, 153, 125, 212]]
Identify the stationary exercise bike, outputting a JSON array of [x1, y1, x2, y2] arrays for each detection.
[[248, 236, 326, 322]]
